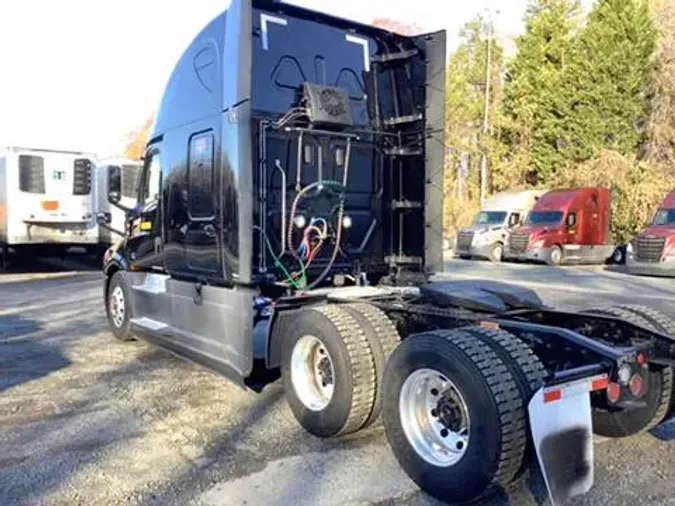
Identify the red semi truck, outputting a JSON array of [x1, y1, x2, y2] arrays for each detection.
[[625, 191, 675, 276], [505, 187, 614, 266]]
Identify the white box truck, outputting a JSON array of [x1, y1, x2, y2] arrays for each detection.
[[0, 147, 98, 268], [455, 190, 546, 262]]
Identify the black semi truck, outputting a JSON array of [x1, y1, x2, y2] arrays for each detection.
[[99, 1, 675, 504]]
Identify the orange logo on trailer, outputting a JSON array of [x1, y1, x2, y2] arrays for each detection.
[[41, 201, 59, 211], [0, 203, 5, 222]]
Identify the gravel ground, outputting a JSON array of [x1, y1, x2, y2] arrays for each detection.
[[1, 255, 675, 506]]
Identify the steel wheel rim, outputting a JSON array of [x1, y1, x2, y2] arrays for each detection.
[[551, 248, 562, 264], [493, 244, 503, 261], [110, 285, 125, 328], [291, 335, 335, 411], [399, 368, 470, 467]]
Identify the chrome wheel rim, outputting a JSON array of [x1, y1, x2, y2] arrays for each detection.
[[493, 244, 503, 261], [399, 368, 470, 467], [109, 285, 125, 328], [291, 335, 335, 411]]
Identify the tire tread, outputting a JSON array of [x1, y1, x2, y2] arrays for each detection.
[[342, 303, 401, 429], [435, 329, 527, 488], [311, 305, 377, 435]]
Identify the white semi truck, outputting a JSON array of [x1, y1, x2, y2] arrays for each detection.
[[0, 146, 98, 268], [455, 190, 546, 261]]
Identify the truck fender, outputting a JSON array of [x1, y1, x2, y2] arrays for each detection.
[[265, 307, 297, 369], [103, 256, 129, 301]]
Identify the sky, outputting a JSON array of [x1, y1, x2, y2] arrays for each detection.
[[0, 0, 534, 158]]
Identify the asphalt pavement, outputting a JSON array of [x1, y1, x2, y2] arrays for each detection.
[[1, 256, 675, 506]]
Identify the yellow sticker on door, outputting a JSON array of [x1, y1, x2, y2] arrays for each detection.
[[140, 221, 153, 231]]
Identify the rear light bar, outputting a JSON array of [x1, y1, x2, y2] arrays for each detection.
[[543, 374, 609, 404]]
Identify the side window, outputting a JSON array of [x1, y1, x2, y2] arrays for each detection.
[[18, 155, 46, 194], [139, 149, 161, 206], [121, 164, 141, 199], [567, 212, 577, 228], [188, 132, 215, 218]]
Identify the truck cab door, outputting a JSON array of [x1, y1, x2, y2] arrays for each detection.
[[565, 211, 579, 244], [587, 194, 601, 244], [127, 145, 163, 269], [183, 131, 221, 276]]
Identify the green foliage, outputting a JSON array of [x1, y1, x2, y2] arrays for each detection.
[[444, 16, 505, 236], [443, 0, 666, 244], [500, 0, 581, 184], [644, 0, 675, 173], [561, 0, 657, 164]]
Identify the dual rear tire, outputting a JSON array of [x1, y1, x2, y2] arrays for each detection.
[[282, 310, 544, 505], [280, 303, 400, 437], [381, 327, 543, 504]]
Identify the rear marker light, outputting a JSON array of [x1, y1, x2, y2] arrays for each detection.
[[542, 374, 609, 404], [544, 390, 562, 404], [629, 375, 644, 397], [479, 321, 500, 330], [607, 382, 621, 403], [591, 376, 609, 392]]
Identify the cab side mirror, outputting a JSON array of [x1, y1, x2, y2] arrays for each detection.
[[108, 165, 122, 204], [509, 213, 521, 228], [567, 213, 577, 228], [96, 212, 112, 225]]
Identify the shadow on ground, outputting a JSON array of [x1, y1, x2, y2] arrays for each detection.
[[0, 316, 70, 393], [0, 249, 102, 276]]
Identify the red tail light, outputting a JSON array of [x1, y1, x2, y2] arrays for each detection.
[[607, 382, 621, 403], [629, 375, 644, 398]]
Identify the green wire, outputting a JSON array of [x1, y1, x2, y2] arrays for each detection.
[[261, 230, 306, 289]]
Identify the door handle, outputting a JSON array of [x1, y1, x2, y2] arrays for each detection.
[[203, 224, 216, 237]]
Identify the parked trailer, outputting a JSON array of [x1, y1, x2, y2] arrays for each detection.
[[96, 158, 141, 248], [505, 187, 615, 266], [625, 191, 675, 277], [455, 190, 546, 262], [0, 147, 98, 268], [100, 2, 675, 505]]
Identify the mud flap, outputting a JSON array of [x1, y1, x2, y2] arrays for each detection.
[[651, 417, 675, 441], [528, 375, 608, 505]]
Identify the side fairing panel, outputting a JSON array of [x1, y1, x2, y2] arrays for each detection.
[[222, 0, 254, 283], [416, 30, 446, 274]]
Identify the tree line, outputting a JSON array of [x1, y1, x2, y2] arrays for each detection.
[[445, 0, 675, 243]]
